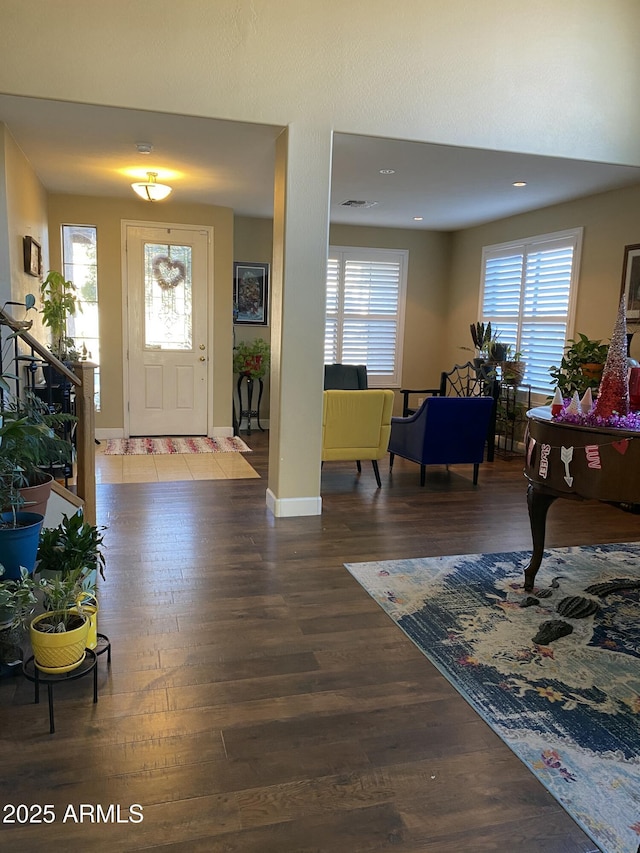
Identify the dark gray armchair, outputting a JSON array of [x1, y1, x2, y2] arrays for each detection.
[[323, 363, 368, 390]]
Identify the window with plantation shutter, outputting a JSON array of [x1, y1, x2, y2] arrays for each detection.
[[480, 229, 582, 395], [325, 247, 407, 387]]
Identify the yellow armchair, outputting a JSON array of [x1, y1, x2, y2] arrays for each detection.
[[321, 389, 395, 488]]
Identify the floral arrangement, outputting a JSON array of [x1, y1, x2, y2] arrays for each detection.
[[233, 338, 270, 379]]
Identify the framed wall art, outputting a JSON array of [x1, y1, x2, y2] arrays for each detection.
[[23, 236, 42, 278], [233, 262, 269, 326], [620, 243, 640, 320]]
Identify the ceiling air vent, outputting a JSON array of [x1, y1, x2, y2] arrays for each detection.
[[340, 199, 378, 208]]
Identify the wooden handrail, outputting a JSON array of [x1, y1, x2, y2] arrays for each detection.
[[0, 305, 95, 523], [0, 306, 80, 386]]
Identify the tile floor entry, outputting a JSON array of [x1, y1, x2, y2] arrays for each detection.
[[94, 440, 260, 484]]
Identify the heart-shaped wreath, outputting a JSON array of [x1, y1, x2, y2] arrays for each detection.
[[152, 256, 186, 290]]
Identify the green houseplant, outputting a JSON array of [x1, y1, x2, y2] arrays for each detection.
[[36, 512, 106, 582], [0, 566, 37, 630], [1, 391, 75, 475], [467, 322, 505, 362], [30, 513, 106, 672], [0, 566, 38, 674], [0, 390, 76, 519], [0, 399, 64, 578], [501, 346, 526, 386], [549, 333, 609, 398], [39, 270, 80, 362], [233, 338, 271, 379]]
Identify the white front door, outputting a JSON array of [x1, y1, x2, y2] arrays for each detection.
[[125, 224, 210, 436]]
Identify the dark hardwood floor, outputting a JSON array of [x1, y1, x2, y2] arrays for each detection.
[[2, 432, 637, 852]]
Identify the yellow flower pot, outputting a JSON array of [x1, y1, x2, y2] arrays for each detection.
[[30, 610, 90, 673], [73, 594, 98, 650]]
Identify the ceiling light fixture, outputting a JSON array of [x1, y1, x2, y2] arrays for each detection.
[[512, 180, 527, 187], [379, 169, 395, 175], [413, 216, 424, 221], [131, 171, 172, 202]]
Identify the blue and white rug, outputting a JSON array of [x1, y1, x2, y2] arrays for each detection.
[[346, 544, 640, 853]]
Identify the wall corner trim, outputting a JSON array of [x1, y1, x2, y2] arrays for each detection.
[[266, 489, 322, 518]]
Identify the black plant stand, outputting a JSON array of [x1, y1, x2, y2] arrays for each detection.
[[236, 372, 264, 435], [22, 633, 111, 734]]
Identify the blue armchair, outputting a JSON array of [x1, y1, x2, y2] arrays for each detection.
[[388, 395, 495, 486]]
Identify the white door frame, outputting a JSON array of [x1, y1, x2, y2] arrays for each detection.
[[121, 220, 215, 438]]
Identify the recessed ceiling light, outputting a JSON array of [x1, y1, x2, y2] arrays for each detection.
[[379, 169, 395, 175], [512, 180, 527, 187], [413, 216, 424, 221]]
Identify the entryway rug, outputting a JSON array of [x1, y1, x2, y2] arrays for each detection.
[[104, 436, 251, 455], [346, 544, 640, 853]]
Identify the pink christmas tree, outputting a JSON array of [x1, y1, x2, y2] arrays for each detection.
[[592, 296, 629, 419]]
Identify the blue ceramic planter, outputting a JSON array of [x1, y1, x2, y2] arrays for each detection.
[[0, 512, 44, 580]]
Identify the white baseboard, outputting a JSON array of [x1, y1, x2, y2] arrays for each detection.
[[96, 426, 250, 440], [95, 428, 124, 439], [211, 427, 234, 438], [266, 488, 322, 517], [238, 418, 270, 432]]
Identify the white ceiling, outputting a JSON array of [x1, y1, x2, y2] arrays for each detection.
[[2, 94, 640, 231]]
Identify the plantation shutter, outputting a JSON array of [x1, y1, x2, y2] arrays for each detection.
[[325, 257, 340, 363], [481, 229, 582, 395], [325, 247, 407, 386]]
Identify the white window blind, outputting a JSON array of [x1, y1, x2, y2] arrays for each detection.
[[480, 229, 582, 395], [325, 247, 407, 387]]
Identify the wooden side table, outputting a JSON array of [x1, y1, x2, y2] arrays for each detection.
[[523, 407, 640, 590]]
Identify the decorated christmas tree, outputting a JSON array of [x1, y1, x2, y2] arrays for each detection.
[[592, 296, 629, 420]]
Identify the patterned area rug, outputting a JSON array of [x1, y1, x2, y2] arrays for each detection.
[[104, 436, 251, 455], [346, 544, 640, 853]]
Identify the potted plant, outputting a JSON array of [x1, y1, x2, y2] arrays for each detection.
[[0, 390, 76, 519], [549, 333, 609, 398], [36, 512, 106, 583], [0, 403, 58, 579], [501, 346, 526, 386], [233, 337, 271, 379], [466, 322, 505, 364], [39, 270, 81, 384], [30, 513, 106, 672], [29, 570, 93, 673], [0, 566, 37, 629], [468, 321, 491, 362], [0, 566, 38, 675], [0, 462, 43, 580]]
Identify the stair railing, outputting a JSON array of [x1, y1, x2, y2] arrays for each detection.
[[0, 306, 96, 524]]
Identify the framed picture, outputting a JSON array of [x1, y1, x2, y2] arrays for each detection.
[[233, 262, 269, 326], [620, 243, 640, 320], [23, 236, 42, 278]]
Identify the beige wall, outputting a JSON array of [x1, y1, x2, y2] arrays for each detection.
[[447, 183, 640, 370], [47, 195, 234, 433], [1, 2, 639, 166], [239, 180, 640, 418], [233, 217, 273, 422], [233, 218, 452, 416], [13, 168, 640, 435], [2, 0, 640, 512], [2, 128, 48, 321], [329, 224, 451, 399]]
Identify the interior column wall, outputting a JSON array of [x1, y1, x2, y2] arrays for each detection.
[[267, 124, 332, 517]]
